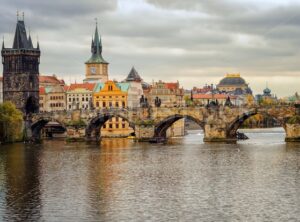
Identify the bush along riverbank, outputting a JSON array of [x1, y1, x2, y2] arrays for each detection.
[[0, 102, 24, 144]]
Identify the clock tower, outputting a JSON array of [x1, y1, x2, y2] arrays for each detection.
[[84, 22, 109, 83]]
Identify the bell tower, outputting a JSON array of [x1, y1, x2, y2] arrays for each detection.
[[84, 20, 109, 83], [1, 14, 40, 114]]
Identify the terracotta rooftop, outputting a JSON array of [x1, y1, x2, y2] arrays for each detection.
[[39, 87, 45, 94], [67, 83, 96, 92], [192, 94, 237, 99], [39, 75, 65, 85], [165, 82, 179, 90]]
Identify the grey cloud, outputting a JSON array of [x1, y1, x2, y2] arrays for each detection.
[[0, 0, 300, 96]]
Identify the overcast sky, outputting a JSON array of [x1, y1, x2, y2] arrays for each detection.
[[1, 0, 300, 96]]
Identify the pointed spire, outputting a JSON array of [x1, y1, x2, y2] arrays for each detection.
[[93, 18, 102, 55], [91, 36, 94, 53], [126, 66, 142, 82], [2, 36, 4, 50], [37, 35, 40, 50], [28, 28, 33, 48]]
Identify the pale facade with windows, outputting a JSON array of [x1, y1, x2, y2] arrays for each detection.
[[39, 85, 66, 112], [66, 83, 95, 110]]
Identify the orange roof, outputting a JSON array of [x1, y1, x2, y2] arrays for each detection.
[[39, 87, 45, 94], [192, 94, 237, 99], [64, 85, 69, 91], [165, 82, 179, 90], [68, 83, 95, 91], [39, 75, 65, 85]]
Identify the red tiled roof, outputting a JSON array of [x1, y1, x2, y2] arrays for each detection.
[[192, 94, 237, 99], [165, 83, 179, 90], [39, 87, 45, 94], [68, 83, 95, 91], [39, 75, 64, 84], [64, 85, 69, 91]]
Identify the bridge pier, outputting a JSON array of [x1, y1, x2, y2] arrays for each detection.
[[203, 123, 237, 143], [135, 125, 155, 142], [285, 123, 300, 142]]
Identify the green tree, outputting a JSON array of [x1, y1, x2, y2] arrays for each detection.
[[0, 102, 24, 143]]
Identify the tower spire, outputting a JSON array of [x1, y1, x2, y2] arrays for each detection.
[[2, 36, 4, 49], [94, 18, 102, 55]]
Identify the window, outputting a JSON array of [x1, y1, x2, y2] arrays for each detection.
[[122, 102, 125, 108], [122, 124, 126, 128], [116, 102, 119, 107], [103, 102, 106, 107], [96, 102, 99, 107], [109, 102, 112, 107], [69, 98, 71, 102], [69, 105, 71, 109], [116, 124, 119, 128], [116, 117, 119, 121], [109, 124, 113, 129], [86, 97, 88, 101], [103, 124, 106, 129], [82, 97, 84, 101]]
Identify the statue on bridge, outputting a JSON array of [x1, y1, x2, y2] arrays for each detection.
[[154, 97, 161, 108], [225, 96, 233, 107], [140, 95, 149, 108]]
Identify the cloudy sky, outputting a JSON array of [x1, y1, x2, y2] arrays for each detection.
[[1, 0, 300, 96]]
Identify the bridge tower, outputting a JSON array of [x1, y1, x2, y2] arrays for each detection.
[[1, 15, 40, 114]]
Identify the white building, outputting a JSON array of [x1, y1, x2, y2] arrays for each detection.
[[0, 77, 3, 103], [66, 83, 95, 110], [124, 67, 144, 108]]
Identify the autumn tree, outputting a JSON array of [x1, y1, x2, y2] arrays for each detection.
[[0, 102, 24, 143]]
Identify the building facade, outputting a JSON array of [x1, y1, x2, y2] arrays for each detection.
[[1, 18, 40, 114], [93, 81, 133, 137], [66, 83, 95, 110], [84, 23, 109, 83], [39, 85, 67, 112], [148, 80, 185, 107], [125, 67, 144, 108]]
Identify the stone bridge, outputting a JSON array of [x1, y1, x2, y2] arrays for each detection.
[[25, 105, 300, 143]]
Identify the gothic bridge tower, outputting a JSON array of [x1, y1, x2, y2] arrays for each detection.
[[1, 16, 40, 114]]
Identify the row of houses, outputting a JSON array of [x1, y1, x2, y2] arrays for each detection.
[[37, 68, 185, 137]]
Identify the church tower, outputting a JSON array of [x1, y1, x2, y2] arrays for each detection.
[[84, 22, 109, 83], [1, 15, 40, 114]]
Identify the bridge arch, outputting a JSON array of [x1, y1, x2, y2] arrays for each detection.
[[227, 109, 289, 139], [30, 117, 66, 141], [154, 114, 204, 138], [86, 113, 135, 142]]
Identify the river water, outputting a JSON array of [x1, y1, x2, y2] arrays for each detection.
[[0, 128, 299, 221]]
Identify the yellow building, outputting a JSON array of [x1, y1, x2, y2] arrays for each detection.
[[84, 23, 109, 83], [93, 81, 133, 137]]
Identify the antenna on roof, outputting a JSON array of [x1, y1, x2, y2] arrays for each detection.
[[22, 12, 24, 21], [16, 10, 19, 21]]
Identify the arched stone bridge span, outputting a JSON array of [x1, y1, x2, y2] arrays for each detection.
[[25, 105, 300, 143]]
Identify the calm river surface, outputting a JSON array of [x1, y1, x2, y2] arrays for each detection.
[[0, 128, 300, 221]]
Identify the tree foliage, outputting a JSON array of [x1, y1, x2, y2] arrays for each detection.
[[0, 102, 24, 143]]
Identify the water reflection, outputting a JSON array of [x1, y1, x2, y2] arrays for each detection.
[[0, 144, 42, 221], [0, 129, 299, 221]]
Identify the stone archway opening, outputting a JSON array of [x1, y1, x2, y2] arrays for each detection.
[[228, 112, 287, 142], [154, 114, 204, 139], [25, 96, 39, 114], [86, 114, 135, 142], [31, 119, 66, 141]]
